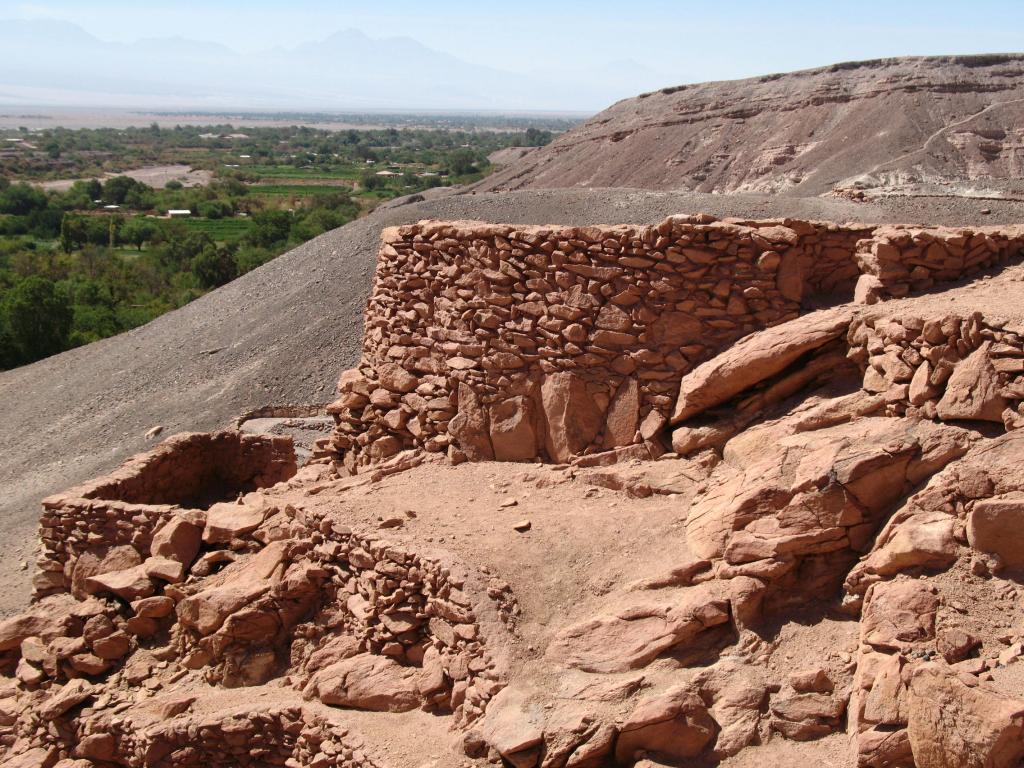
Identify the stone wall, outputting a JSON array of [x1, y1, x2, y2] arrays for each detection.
[[855, 224, 1024, 301], [34, 432, 296, 599], [847, 310, 1024, 428], [326, 217, 1024, 471], [29, 705, 387, 768]]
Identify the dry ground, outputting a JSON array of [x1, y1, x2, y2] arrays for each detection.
[[37, 164, 212, 191], [1, 186, 1022, 617]]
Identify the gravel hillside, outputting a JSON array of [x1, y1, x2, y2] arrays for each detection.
[[473, 55, 1024, 197]]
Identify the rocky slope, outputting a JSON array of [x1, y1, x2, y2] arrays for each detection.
[[3, 189, 1019, 620], [2, 210, 1024, 767], [473, 55, 1024, 199]]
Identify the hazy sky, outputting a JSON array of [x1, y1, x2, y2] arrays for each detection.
[[6, 0, 1024, 87]]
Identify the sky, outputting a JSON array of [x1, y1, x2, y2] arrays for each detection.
[[2, 0, 1024, 110]]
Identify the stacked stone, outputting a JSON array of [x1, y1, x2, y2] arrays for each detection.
[[848, 311, 1024, 428], [326, 215, 1024, 471], [233, 404, 329, 428], [154, 505, 503, 720], [63, 705, 386, 768], [5, 455, 507, 764], [34, 499, 177, 598], [294, 518, 503, 723], [328, 215, 869, 470], [33, 432, 297, 599], [855, 225, 1024, 302]]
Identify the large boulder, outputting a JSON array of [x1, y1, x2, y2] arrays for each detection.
[[84, 565, 155, 602], [39, 678, 95, 719], [477, 688, 546, 768], [847, 509, 957, 590], [687, 418, 971, 571], [176, 583, 269, 636], [671, 308, 852, 424], [907, 664, 1024, 768], [615, 687, 718, 763], [489, 395, 540, 461], [303, 653, 421, 712], [603, 377, 640, 449], [967, 496, 1024, 569], [0, 595, 81, 652], [769, 688, 846, 741], [935, 343, 1007, 423], [540, 372, 603, 462], [176, 542, 287, 635], [547, 581, 732, 673], [449, 382, 495, 461], [202, 502, 267, 545], [861, 580, 937, 652], [151, 514, 204, 565]]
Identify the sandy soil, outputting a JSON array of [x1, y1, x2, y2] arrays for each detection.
[[38, 164, 212, 191]]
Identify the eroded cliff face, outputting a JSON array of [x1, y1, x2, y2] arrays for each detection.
[[3, 215, 1024, 768], [474, 55, 1024, 198]]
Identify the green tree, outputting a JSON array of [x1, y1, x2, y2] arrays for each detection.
[[121, 218, 156, 250], [160, 230, 215, 271], [360, 171, 382, 191], [2, 277, 73, 363], [449, 149, 478, 176], [197, 200, 231, 219], [234, 245, 273, 275], [0, 183, 47, 215], [191, 243, 237, 288], [0, 316, 17, 369], [102, 176, 147, 205], [247, 210, 292, 248], [60, 214, 88, 253]]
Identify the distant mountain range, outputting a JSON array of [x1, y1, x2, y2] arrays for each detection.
[[0, 20, 664, 112]]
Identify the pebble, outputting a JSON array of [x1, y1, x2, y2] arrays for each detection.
[[512, 520, 532, 532]]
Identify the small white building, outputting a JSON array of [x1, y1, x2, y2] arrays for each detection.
[[167, 209, 191, 218]]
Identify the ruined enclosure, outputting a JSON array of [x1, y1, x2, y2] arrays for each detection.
[[326, 216, 1024, 470], [71, 431, 298, 509], [33, 431, 296, 598]]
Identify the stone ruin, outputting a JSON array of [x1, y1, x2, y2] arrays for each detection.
[[33, 431, 298, 599], [323, 216, 1024, 472], [4, 214, 1024, 768]]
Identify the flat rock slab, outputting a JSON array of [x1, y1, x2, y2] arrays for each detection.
[[671, 308, 853, 424]]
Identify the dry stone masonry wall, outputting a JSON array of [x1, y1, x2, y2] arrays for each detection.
[[3, 432, 507, 767], [847, 310, 1024, 429], [33, 432, 297, 599], [325, 217, 1024, 471]]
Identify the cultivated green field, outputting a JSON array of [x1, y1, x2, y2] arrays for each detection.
[[172, 217, 254, 240], [251, 184, 354, 196]]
